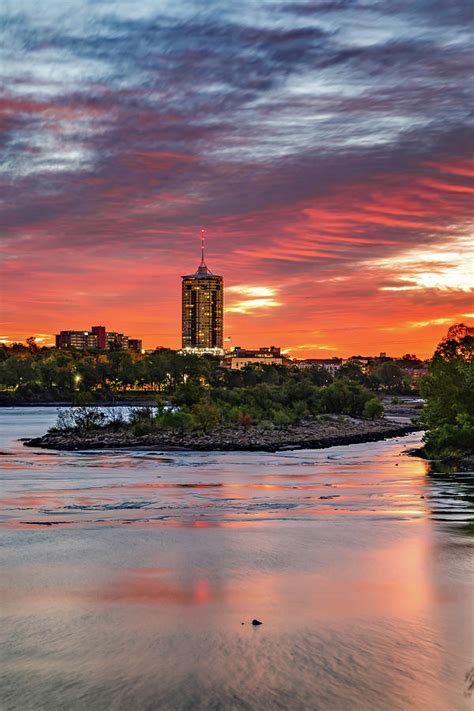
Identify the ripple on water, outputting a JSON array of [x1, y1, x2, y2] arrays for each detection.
[[1, 413, 473, 710]]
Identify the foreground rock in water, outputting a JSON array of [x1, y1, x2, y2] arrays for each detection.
[[24, 416, 419, 452]]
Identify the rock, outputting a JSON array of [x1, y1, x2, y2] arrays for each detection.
[[251, 619, 262, 626], [23, 418, 418, 453]]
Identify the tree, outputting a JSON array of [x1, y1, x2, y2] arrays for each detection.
[[363, 397, 384, 420], [172, 381, 205, 406], [321, 379, 372, 417], [26, 336, 39, 352], [159, 410, 195, 435], [336, 361, 367, 385], [420, 324, 474, 455], [191, 403, 221, 433], [372, 362, 406, 391], [0, 357, 36, 388]]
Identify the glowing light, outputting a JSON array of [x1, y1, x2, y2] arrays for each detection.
[[408, 318, 454, 329], [227, 285, 276, 298], [371, 235, 473, 292], [226, 284, 281, 314], [286, 343, 337, 352]]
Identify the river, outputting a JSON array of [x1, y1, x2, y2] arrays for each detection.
[[0, 407, 472, 710]]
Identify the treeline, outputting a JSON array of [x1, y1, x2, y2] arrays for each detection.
[[420, 324, 474, 458], [0, 345, 414, 404]]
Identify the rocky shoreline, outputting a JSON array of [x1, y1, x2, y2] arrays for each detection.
[[24, 416, 419, 452]]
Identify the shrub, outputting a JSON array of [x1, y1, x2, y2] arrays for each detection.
[[52, 406, 106, 433], [363, 397, 384, 420], [192, 403, 222, 433], [128, 407, 155, 426], [158, 410, 195, 435], [321, 379, 372, 417], [271, 410, 292, 426], [423, 416, 474, 456], [238, 412, 253, 430], [132, 419, 156, 436]]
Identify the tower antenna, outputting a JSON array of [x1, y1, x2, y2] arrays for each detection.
[[200, 227, 205, 266]]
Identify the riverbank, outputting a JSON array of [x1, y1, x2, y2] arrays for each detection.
[[24, 415, 418, 452], [407, 446, 474, 474], [0, 395, 159, 407]]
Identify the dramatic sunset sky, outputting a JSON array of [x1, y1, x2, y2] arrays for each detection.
[[1, 1, 473, 357]]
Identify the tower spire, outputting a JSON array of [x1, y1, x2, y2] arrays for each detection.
[[200, 227, 206, 267]]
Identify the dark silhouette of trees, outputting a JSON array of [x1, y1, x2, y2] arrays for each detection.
[[421, 324, 474, 456]]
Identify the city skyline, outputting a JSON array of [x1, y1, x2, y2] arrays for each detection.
[[1, 2, 473, 358]]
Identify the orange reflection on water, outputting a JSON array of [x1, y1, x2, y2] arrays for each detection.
[[94, 569, 217, 606], [82, 531, 440, 620]]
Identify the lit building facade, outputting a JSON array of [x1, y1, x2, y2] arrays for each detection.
[[55, 331, 99, 349], [223, 346, 285, 370], [296, 357, 343, 375], [181, 234, 223, 354], [55, 325, 137, 351]]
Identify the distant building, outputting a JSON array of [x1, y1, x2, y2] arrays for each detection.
[[55, 325, 138, 351], [106, 331, 129, 350], [55, 331, 99, 350], [296, 357, 343, 375], [223, 346, 285, 370], [128, 339, 143, 352], [181, 231, 224, 354], [91, 325, 106, 349]]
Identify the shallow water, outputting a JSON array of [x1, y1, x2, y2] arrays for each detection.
[[1, 407, 473, 710]]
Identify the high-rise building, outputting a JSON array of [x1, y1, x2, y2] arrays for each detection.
[[181, 231, 224, 354]]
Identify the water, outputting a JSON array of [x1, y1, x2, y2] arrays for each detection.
[[1, 407, 473, 710]]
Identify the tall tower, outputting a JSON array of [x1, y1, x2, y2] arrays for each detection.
[[181, 230, 224, 354]]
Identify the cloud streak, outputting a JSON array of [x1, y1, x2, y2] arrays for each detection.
[[1, 0, 472, 356]]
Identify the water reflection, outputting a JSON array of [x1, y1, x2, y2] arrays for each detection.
[[0, 407, 473, 710]]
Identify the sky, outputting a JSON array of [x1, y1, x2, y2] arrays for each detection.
[[1, 0, 473, 357]]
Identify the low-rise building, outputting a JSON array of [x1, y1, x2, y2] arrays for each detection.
[[296, 357, 343, 375], [223, 346, 285, 370], [55, 325, 138, 351], [55, 330, 99, 349], [128, 339, 143, 352], [106, 331, 129, 350]]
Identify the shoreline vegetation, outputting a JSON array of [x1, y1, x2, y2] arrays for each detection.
[[417, 325, 473, 470], [13, 323, 473, 466], [25, 414, 418, 452]]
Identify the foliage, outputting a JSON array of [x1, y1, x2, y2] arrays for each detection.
[[15, 339, 445, 438], [371, 362, 407, 391], [423, 417, 474, 456], [363, 397, 384, 420], [320, 379, 373, 417], [50, 407, 106, 434], [420, 324, 474, 456], [159, 410, 195, 435], [191, 403, 221, 433]]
